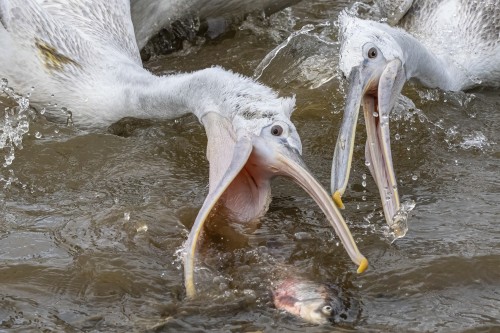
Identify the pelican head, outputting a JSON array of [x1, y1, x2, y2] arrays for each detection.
[[331, 12, 408, 234], [185, 82, 368, 298]]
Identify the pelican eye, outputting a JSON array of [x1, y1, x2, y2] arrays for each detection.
[[271, 124, 283, 136], [322, 305, 333, 315], [368, 47, 378, 59]]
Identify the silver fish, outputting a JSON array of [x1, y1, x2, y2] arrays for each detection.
[[272, 278, 354, 325]]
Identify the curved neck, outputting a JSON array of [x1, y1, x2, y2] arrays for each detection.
[[393, 29, 459, 90], [112, 66, 286, 124], [118, 67, 217, 121]]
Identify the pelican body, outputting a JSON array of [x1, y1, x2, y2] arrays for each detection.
[[0, 0, 367, 297], [331, 0, 500, 235]]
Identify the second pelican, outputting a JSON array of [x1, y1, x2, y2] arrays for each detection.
[[331, 0, 500, 236]]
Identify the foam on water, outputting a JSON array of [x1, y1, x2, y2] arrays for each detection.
[[459, 131, 492, 150]]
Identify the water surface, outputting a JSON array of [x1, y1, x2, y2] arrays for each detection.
[[1, 1, 499, 332]]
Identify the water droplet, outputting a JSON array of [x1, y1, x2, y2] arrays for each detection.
[[365, 160, 371, 167], [373, 111, 379, 117], [0, 78, 8, 89], [362, 173, 367, 180], [362, 195, 366, 201], [395, 133, 401, 140], [362, 180, 366, 187], [412, 175, 418, 181], [124, 212, 130, 221]]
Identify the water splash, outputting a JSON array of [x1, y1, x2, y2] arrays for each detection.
[[459, 131, 492, 150], [445, 128, 494, 152], [0, 78, 32, 168], [253, 24, 316, 80], [383, 199, 416, 243]]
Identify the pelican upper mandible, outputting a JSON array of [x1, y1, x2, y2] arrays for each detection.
[[0, 0, 368, 297], [331, 0, 500, 236]]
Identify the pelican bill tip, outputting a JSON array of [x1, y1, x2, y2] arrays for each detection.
[[356, 257, 369, 274], [332, 191, 345, 209]]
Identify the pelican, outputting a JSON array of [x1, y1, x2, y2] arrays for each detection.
[[330, 0, 500, 235], [0, 0, 368, 297]]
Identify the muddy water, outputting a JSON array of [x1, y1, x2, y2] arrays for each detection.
[[1, 1, 499, 332]]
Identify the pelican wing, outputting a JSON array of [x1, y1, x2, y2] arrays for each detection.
[[0, 0, 140, 79], [42, 0, 141, 66]]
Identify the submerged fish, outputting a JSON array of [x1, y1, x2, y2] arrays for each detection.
[[272, 277, 357, 325]]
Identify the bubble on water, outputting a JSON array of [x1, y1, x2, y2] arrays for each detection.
[[362, 173, 366, 180], [35, 132, 42, 139], [362, 180, 366, 187], [412, 175, 418, 181], [40, 108, 46, 115], [395, 133, 401, 140], [365, 160, 371, 167], [373, 111, 379, 117], [124, 212, 130, 221]]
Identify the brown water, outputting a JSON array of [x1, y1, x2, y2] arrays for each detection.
[[1, 1, 499, 332]]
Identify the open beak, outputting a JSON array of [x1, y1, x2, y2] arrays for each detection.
[[184, 115, 368, 298], [331, 59, 406, 232]]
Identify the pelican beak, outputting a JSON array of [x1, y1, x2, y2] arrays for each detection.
[[331, 59, 406, 231], [184, 113, 367, 298], [270, 138, 368, 275]]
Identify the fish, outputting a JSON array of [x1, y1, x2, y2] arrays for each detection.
[[272, 277, 358, 325]]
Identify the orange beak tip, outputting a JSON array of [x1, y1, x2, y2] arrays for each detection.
[[332, 191, 345, 209], [356, 257, 369, 274]]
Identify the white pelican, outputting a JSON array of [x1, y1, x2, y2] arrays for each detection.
[[0, 0, 367, 297], [330, 0, 500, 236]]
